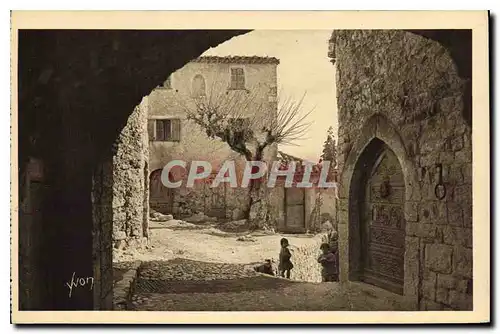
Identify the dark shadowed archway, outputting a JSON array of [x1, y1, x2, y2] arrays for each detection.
[[17, 30, 249, 310]]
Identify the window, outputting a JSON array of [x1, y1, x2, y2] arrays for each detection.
[[148, 119, 181, 142], [192, 74, 206, 98], [230, 67, 245, 90]]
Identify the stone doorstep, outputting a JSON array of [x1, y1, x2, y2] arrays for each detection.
[[113, 261, 142, 310]]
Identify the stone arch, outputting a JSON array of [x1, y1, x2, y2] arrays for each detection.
[[339, 113, 420, 305]]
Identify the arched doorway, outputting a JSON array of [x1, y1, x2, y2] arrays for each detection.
[[350, 138, 406, 295]]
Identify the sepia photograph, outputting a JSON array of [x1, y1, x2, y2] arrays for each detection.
[[10, 10, 489, 324]]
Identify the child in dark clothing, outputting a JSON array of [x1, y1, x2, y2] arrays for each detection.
[[318, 243, 338, 282], [279, 238, 293, 279]]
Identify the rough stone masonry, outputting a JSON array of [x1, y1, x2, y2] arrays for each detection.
[[330, 30, 472, 310]]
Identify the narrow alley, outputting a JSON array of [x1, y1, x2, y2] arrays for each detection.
[[113, 219, 415, 311]]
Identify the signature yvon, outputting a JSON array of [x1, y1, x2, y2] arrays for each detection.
[[65, 272, 94, 298]]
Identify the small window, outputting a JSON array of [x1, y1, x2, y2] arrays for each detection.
[[230, 67, 245, 90], [148, 119, 181, 142], [192, 74, 206, 98]]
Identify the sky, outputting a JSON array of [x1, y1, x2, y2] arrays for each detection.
[[202, 30, 338, 162]]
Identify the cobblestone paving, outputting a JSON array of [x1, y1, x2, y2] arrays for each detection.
[[139, 258, 259, 281], [113, 261, 141, 284], [129, 258, 416, 311]]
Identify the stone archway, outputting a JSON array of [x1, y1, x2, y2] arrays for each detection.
[[338, 113, 420, 305]]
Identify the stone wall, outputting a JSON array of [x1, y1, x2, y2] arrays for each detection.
[[331, 30, 472, 310], [91, 157, 114, 309], [290, 235, 324, 282], [111, 98, 150, 246]]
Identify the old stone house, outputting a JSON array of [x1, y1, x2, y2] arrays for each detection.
[[146, 56, 279, 220], [329, 30, 473, 310]]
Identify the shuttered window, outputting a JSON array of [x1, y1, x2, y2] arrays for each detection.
[[230, 67, 245, 90], [148, 119, 181, 142]]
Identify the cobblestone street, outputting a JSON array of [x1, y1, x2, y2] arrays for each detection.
[[126, 258, 416, 311]]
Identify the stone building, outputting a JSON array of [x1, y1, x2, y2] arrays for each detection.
[[329, 30, 473, 310], [147, 56, 279, 220]]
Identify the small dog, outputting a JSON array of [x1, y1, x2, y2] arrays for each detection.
[[254, 259, 276, 276]]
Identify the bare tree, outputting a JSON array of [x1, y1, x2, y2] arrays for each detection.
[[176, 80, 314, 229]]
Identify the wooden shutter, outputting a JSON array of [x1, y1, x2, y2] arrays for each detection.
[[171, 119, 181, 142], [156, 120, 165, 141], [148, 120, 156, 141], [230, 69, 237, 89], [237, 69, 245, 89]]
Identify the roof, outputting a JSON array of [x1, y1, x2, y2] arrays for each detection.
[[277, 150, 305, 163], [191, 56, 280, 65]]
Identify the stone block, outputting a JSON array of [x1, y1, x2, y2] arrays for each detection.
[[422, 298, 444, 311], [451, 136, 464, 151], [439, 152, 455, 165], [113, 231, 127, 241], [404, 236, 420, 297], [407, 223, 435, 238], [422, 271, 437, 300], [456, 279, 471, 294], [446, 202, 464, 227], [448, 290, 473, 310], [452, 184, 472, 204], [437, 274, 457, 289], [420, 202, 432, 223], [462, 164, 472, 184], [455, 148, 472, 163], [420, 151, 440, 168], [448, 164, 464, 184], [442, 226, 472, 248], [463, 208, 473, 230], [453, 246, 472, 278], [436, 287, 449, 304], [420, 132, 443, 155], [425, 244, 453, 274], [430, 202, 447, 222], [404, 202, 419, 222]]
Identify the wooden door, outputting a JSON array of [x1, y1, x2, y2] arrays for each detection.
[[285, 187, 306, 233], [149, 169, 173, 214], [361, 146, 406, 295]]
